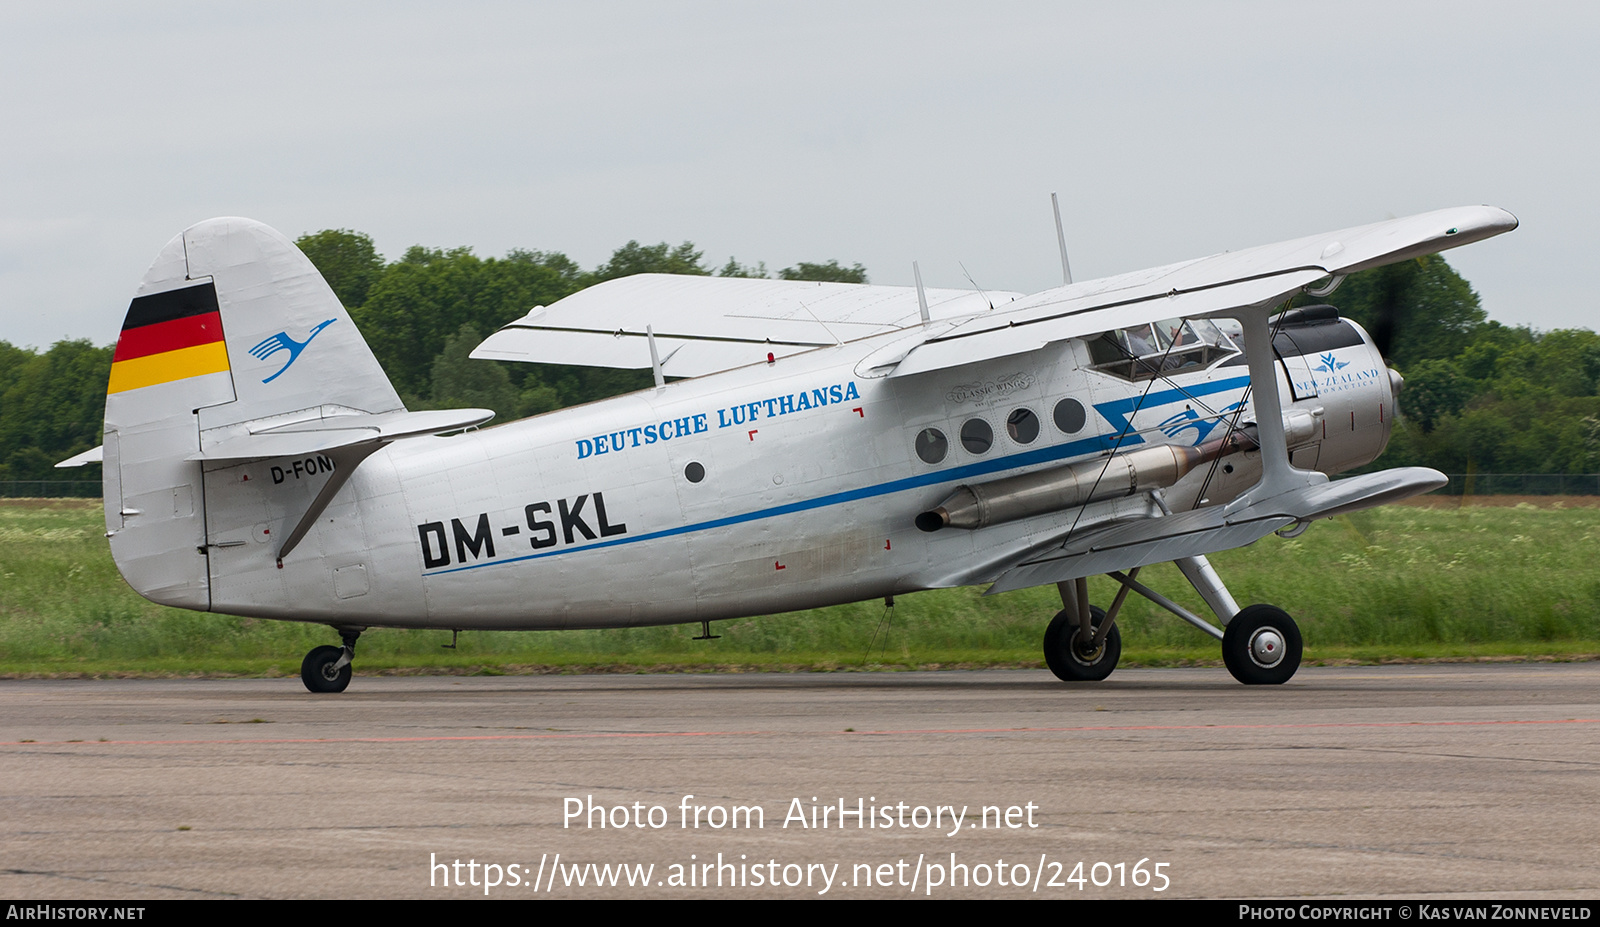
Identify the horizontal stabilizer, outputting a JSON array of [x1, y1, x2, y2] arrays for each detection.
[[189, 408, 493, 461], [987, 467, 1447, 593], [55, 446, 103, 468]]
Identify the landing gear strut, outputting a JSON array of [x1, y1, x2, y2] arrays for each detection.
[[301, 629, 361, 693], [1042, 554, 1303, 686], [1043, 577, 1121, 681], [1043, 605, 1120, 681]]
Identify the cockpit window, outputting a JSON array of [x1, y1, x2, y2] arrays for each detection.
[[1087, 317, 1240, 381]]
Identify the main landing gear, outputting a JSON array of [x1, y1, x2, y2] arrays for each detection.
[[1221, 604, 1303, 685], [301, 628, 361, 693], [1043, 575, 1122, 681], [1043, 556, 1302, 685], [1043, 606, 1120, 681]]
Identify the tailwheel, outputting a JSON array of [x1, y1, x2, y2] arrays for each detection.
[[301, 629, 360, 693], [1043, 605, 1121, 682], [1222, 604, 1302, 685], [301, 645, 351, 693]]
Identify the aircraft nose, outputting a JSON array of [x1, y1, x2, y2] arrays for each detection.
[[1388, 368, 1404, 397]]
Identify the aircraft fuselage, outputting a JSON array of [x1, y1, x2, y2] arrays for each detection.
[[198, 319, 1390, 631]]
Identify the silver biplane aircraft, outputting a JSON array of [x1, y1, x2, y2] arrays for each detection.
[[74, 205, 1516, 691]]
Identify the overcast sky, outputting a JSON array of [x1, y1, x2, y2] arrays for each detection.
[[1, 1, 1592, 350]]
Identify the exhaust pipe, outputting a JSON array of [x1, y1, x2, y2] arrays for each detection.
[[916, 412, 1316, 532]]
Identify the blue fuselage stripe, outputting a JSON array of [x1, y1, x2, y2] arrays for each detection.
[[426, 374, 1252, 577]]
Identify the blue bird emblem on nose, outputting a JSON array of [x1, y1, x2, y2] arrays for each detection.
[[250, 319, 337, 383]]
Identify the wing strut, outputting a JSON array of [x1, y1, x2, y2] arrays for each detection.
[[646, 325, 666, 390], [1232, 306, 1325, 505]]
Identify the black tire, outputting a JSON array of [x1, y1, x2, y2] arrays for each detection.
[[1043, 606, 1120, 682], [1222, 604, 1302, 685], [301, 645, 352, 693]]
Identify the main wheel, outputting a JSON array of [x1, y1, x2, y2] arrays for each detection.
[[1222, 604, 1302, 685], [1043, 606, 1121, 682], [301, 645, 352, 693]]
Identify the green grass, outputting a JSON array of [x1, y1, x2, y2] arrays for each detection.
[[2, 498, 1597, 677]]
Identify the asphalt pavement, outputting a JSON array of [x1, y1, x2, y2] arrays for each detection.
[[2, 664, 1596, 899]]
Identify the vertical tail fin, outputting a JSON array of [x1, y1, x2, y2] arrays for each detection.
[[104, 217, 404, 608]]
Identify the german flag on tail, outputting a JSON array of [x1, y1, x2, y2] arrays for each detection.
[[108, 282, 231, 393]]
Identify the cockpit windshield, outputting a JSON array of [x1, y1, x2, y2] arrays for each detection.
[[1086, 318, 1241, 381]]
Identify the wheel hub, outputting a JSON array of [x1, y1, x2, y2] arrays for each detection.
[[1249, 629, 1285, 668], [1072, 634, 1104, 663]]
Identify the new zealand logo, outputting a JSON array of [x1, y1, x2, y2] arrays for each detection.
[[1313, 352, 1349, 374], [250, 319, 336, 383]]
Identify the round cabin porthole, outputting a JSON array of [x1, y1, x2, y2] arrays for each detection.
[[1053, 397, 1087, 434], [960, 418, 993, 455], [1006, 407, 1040, 445], [684, 461, 706, 483], [914, 428, 948, 464]]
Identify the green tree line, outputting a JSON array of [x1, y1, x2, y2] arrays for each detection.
[[0, 232, 867, 482], [1, 233, 1594, 483]]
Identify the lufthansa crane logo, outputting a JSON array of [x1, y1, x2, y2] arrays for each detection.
[[250, 319, 337, 383]]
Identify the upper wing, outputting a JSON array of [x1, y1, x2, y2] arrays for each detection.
[[471, 274, 1022, 377], [889, 204, 1518, 377], [472, 205, 1516, 380]]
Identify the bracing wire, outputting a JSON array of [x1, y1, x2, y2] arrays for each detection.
[[1189, 307, 1293, 511], [1059, 328, 1189, 546]]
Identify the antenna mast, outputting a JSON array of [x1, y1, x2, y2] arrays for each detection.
[[1052, 193, 1073, 286], [913, 261, 931, 325]]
